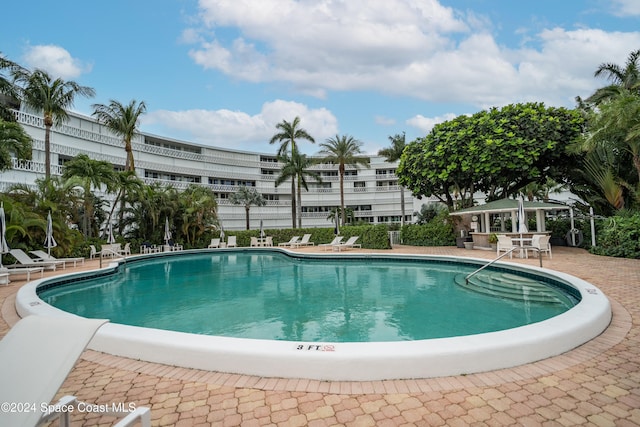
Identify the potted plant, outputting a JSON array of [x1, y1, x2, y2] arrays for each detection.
[[488, 233, 498, 250]]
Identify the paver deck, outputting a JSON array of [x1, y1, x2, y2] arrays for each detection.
[[1, 245, 638, 426]]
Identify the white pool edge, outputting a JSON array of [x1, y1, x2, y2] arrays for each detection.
[[15, 254, 612, 381]]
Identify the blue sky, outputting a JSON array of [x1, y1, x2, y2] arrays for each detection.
[[2, 0, 639, 155]]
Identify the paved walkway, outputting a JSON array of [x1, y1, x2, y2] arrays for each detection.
[[1, 246, 639, 426]]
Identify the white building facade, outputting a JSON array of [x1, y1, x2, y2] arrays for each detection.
[[6, 110, 418, 231]]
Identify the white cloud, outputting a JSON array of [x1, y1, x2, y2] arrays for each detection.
[[141, 99, 338, 154], [375, 116, 396, 126], [611, 0, 640, 16], [406, 112, 458, 134], [22, 45, 91, 79], [184, 0, 640, 109]]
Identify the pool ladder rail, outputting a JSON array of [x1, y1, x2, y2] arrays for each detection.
[[465, 247, 543, 285]]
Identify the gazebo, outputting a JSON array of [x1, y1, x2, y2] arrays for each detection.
[[452, 199, 570, 247]]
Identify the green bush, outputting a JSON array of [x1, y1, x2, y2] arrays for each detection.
[[590, 212, 640, 259], [400, 211, 456, 246]]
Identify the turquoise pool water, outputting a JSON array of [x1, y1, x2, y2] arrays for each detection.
[[38, 251, 579, 343]]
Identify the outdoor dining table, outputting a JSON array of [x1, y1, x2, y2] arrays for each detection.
[[512, 237, 533, 258]]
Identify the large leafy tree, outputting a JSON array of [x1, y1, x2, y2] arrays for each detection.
[[62, 154, 116, 238], [14, 69, 95, 179], [92, 99, 146, 171], [378, 132, 408, 225], [0, 118, 32, 171], [229, 185, 266, 230], [318, 135, 370, 226], [275, 151, 322, 228], [397, 103, 584, 208], [269, 117, 315, 228]]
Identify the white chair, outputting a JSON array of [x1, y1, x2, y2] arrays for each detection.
[[118, 242, 131, 256], [265, 236, 273, 247], [278, 236, 300, 247], [30, 250, 85, 267], [90, 244, 101, 259], [528, 234, 552, 259], [293, 234, 314, 247], [250, 237, 259, 247], [496, 235, 517, 259], [332, 236, 361, 251], [0, 316, 151, 427], [227, 236, 237, 248], [208, 238, 221, 248], [320, 236, 343, 251], [7, 249, 64, 270]]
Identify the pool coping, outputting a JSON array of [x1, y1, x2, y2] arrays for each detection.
[[15, 250, 612, 381]]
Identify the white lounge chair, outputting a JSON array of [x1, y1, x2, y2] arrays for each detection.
[[320, 236, 343, 251], [264, 236, 273, 247], [278, 236, 300, 247], [0, 316, 151, 427], [208, 238, 221, 248], [0, 266, 44, 283], [227, 236, 237, 248], [30, 250, 85, 267], [292, 234, 314, 248], [7, 249, 64, 271], [250, 237, 259, 247], [332, 236, 361, 251]]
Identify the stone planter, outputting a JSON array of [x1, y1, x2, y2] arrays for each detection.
[[464, 241, 474, 250]]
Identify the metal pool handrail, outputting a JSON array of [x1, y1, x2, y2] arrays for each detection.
[[465, 246, 543, 285]]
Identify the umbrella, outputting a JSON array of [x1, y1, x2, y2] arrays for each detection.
[[164, 217, 172, 245], [44, 211, 57, 256], [517, 196, 528, 235], [0, 203, 10, 267], [259, 219, 265, 238], [219, 223, 225, 242], [107, 223, 116, 244]]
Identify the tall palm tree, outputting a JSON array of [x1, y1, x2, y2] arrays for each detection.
[[0, 118, 32, 171], [229, 185, 266, 230], [14, 69, 95, 179], [177, 184, 218, 247], [378, 132, 408, 226], [107, 170, 144, 234], [275, 151, 322, 228], [269, 117, 315, 228], [587, 49, 640, 105], [62, 154, 116, 238], [0, 53, 26, 122], [92, 99, 146, 171], [318, 135, 370, 226]]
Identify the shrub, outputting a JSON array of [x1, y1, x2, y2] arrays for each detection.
[[401, 210, 456, 246], [590, 212, 640, 259]]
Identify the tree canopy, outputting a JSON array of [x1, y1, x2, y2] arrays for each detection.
[[397, 102, 584, 208]]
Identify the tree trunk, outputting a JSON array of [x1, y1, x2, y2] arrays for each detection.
[[290, 179, 296, 228], [245, 206, 250, 230], [44, 117, 52, 179], [297, 176, 302, 229], [400, 186, 405, 226]]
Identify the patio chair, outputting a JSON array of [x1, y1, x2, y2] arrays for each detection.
[[292, 234, 314, 247], [90, 244, 101, 259], [332, 236, 361, 252], [0, 315, 151, 427], [319, 236, 343, 251], [227, 236, 237, 248], [527, 234, 552, 259], [30, 250, 85, 267], [7, 249, 64, 271], [496, 235, 517, 259], [118, 242, 132, 256], [278, 236, 300, 247], [250, 237, 259, 247], [208, 238, 221, 248], [265, 236, 273, 247]]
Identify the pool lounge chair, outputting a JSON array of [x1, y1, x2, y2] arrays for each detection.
[[7, 249, 65, 271], [332, 236, 361, 251], [208, 238, 221, 248], [292, 234, 314, 248], [227, 236, 237, 247], [30, 250, 85, 267], [278, 236, 300, 247], [0, 315, 151, 427], [0, 266, 45, 283], [319, 236, 343, 251]]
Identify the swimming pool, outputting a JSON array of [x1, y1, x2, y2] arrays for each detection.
[[16, 249, 611, 381], [37, 252, 578, 342]]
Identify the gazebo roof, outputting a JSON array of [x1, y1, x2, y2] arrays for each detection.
[[452, 199, 570, 215]]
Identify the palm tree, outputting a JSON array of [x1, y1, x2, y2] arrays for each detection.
[[275, 151, 322, 228], [92, 99, 146, 171], [318, 135, 370, 226], [177, 185, 218, 247], [229, 185, 266, 230], [0, 54, 26, 122], [0, 118, 32, 171], [587, 49, 640, 105], [62, 154, 116, 238], [269, 117, 315, 228], [107, 170, 144, 234], [14, 69, 95, 179], [378, 132, 408, 226]]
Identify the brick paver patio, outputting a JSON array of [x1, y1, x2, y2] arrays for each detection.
[[1, 245, 638, 426]]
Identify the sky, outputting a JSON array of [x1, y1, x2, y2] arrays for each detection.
[[2, 0, 639, 156]]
